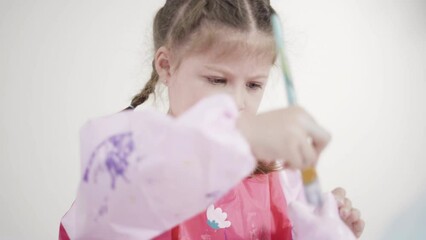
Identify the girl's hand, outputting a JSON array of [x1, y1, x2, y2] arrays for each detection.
[[332, 187, 365, 238], [288, 192, 357, 240], [237, 106, 331, 169]]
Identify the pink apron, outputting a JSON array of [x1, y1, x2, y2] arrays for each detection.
[[154, 172, 293, 240]]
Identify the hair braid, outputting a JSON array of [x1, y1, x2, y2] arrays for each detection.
[[129, 1, 189, 109]]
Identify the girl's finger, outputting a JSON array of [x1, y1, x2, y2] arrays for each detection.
[[340, 207, 350, 219], [353, 219, 365, 238], [332, 187, 346, 206], [344, 198, 352, 210], [305, 123, 331, 154], [339, 198, 353, 219], [348, 208, 361, 223], [300, 141, 317, 167], [284, 145, 303, 169]]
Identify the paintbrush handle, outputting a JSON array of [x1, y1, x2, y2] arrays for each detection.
[[271, 14, 323, 208]]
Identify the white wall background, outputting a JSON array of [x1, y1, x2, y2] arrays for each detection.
[[0, 0, 425, 239]]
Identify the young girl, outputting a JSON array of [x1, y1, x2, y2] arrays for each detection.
[[59, 0, 364, 239]]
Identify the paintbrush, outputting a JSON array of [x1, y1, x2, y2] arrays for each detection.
[[271, 14, 323, 208]]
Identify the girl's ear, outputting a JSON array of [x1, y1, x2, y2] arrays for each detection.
[[155, 46, 172, 86]]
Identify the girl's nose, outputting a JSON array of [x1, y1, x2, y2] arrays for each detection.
[[231, 88, 246, 112]]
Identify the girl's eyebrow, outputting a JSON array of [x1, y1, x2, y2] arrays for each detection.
[[204, 65, 233, 76], [204, 65, 268, 81]]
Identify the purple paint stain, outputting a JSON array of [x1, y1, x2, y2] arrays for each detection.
[[206, 191, 221, 199], [83, 132, 134, 190], [83, 169, 89, 182], [98, 205, 108, 216], [105, 152, 129, 189], [224, 110, 233, 119]]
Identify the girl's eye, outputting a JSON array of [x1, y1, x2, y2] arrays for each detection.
[[247, 82, 263, 90], [207, 77, 227, 85]]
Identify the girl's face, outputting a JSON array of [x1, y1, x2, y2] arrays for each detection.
[[156, 44, 273, 117]]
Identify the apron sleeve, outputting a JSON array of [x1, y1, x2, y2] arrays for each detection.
[[59, 94, 256, 240]]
